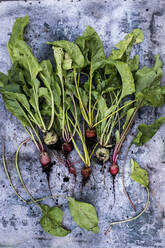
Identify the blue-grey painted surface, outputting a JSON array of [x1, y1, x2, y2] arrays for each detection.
[[0, 0, 165, 247]]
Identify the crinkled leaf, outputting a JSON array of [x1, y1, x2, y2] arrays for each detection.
[[68, 197, 99, 234], [48, 40, 84, 68], [8, 62, 26, 86], [40, 204, 70, 237], [131, 159, 149, 188], [136, 86, 165, 107], [12, 40, 42, 79], [123, 107, 136, 130], [132, 117, 165, 146], [109, 29, 144, 61], [128, 55, 139, 72], [76, 26, 105, 72], [8, 15, 29, 62]]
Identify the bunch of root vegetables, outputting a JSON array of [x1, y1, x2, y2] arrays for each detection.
[[1, 15, 165, 236]]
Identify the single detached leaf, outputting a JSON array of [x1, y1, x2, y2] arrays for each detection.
[[68, 197, 99, 234], [131, 159, 149, 188], [40, 204, 70, 237], [132, 117, 165, 146]]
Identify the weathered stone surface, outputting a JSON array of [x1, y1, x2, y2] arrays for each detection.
[[0, 0, 165, 247]]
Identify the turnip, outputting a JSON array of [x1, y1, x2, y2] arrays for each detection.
[[96, 147, 110, 163], [44, 130, 58, 149]]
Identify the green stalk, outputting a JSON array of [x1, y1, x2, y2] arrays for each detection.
[[93, 100, 136, 128], [74, 69, 89, 125], [88, 63, 93, 128], [15, 139, 41, 208], [2, 144, 28, 203], [67, 114, 90, 166], [40, 73, 55, 131], [105, 187, 150, 235], [32, 85, 46, 132], [66, 115, 86, 163], [24, 127, 40, 152]]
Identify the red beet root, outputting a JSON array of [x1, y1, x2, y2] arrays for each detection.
[[109, 163, 119, 176], [69, 166, 76, 175], [81, 166, 92, 179], [40, 151, 51, 167], [85, 128, 96, 139], [63, 142, 73, 153]]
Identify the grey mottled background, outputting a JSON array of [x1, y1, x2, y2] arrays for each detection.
[[0, 0, 165, 247]]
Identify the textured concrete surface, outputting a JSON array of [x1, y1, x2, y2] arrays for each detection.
[[0, 0, 165, 247]]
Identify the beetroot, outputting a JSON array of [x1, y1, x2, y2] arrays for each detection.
[[63, 142, 73, 153], [109, 163, 119, 176], [81, 166, 92, 179], [85, 128, 96, 139], [69, 166, 76, 175], [40, 151, 51, 167]]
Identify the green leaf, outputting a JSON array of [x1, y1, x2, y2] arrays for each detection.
[[2, 94, 30, 127], [40, 204, 70, 237], [76, 26, 105, 72], [39, 87, 51, 105], [112, 61, 135, 99], [123, 107, 136, 130], [130, 159, 149, 188], [40, 60, 53, 81], [12, 40, 42, 79], [48, 40, 84, 68], [68, 197, 99, 234], [128, 55, 139, 72], [135, 54, 163, 93], [136, 86, 165, 107], [109, 29, 144, 61], [132, 117, 165, 146], [8, 62, 26, 86], [8, 15, 29, 62], [0, 72, 8, 87]]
